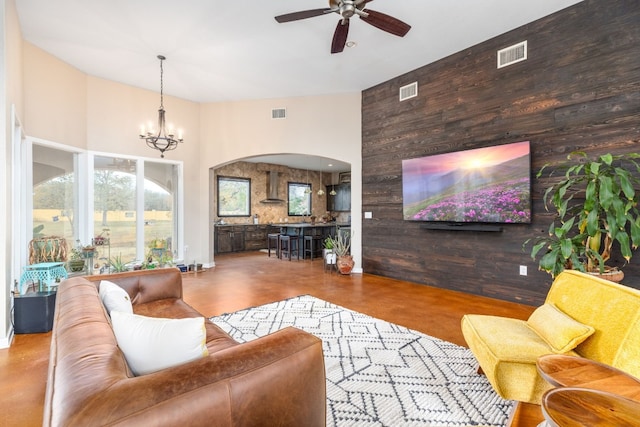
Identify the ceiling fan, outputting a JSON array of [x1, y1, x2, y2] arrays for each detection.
[[274, 0, 411, 54]]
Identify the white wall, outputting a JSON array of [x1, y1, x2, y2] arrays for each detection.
[[198, 95, 362, 270], [0, 0, 9, 348], [3, 37, 363, 349], [1, 0, 24, 347]]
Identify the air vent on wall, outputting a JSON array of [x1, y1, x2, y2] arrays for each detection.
[[399, 82, 418, 101], [497, 41, 527, 68], [271, 108, 287, 119]]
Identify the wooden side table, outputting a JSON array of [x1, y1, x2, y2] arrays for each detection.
[[542, 387, 640, 427], [537, 354, 640, 401]]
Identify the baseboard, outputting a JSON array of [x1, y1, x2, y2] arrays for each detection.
[[0, 326, 15, 349]]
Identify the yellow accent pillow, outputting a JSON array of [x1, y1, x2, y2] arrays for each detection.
[[527, 303, 595, 353]]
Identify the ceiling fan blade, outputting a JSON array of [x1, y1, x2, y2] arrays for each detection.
[[331, 20, 350, 54], [275, 8, 332, 23], [360, 9, 411, 37]]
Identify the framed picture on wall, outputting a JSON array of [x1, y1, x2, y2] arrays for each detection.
[[339, 172, 351, 183]]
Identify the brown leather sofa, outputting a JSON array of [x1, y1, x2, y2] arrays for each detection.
[[43, 269, 326, 427]]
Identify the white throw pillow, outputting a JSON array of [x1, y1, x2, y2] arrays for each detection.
[[111, 311, 209, 376], [99, 280, 133, 315]]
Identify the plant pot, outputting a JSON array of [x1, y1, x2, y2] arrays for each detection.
[[68, 259, 85, 272], [587, 268, 624, 283], [336, 255, 354, 275]]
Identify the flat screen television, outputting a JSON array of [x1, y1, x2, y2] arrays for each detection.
[[402, 141, 531, 224]]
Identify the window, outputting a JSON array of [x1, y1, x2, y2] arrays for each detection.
[[288, 182, 311, 216], [22, 141, 183, 274], [94, 156, 137, 263], [217, 176, 251, 217], [32, 145, 78, 254], [144, 161, 179, 260]]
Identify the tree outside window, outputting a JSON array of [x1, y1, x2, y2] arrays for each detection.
[[288, 182, 312, 216], [217, 176, 251, 217]]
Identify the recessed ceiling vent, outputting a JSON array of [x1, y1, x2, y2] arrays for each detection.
[[271, 108, 287, 119], [497, 41, 527, 68], [399, 82, 418, 101]]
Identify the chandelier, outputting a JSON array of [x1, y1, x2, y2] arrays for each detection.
[[139, 55, 183, 158]]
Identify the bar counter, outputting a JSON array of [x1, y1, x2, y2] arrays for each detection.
[[271, 222, 350, 237]]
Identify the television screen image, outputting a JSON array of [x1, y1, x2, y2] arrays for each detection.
[[402, 141, 531, 224]]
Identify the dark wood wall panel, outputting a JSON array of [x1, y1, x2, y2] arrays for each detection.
[[361, 0, 640, 306]]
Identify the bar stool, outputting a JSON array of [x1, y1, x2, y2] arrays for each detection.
[[303, 235, 323, 260], [267, 233, 280, 258], [279, 235, 300, 261]]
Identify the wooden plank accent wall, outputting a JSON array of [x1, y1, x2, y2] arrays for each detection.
[[361, 0, 640, 306]]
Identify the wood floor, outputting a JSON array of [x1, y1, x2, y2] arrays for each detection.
[[0, 251, 544, 426]]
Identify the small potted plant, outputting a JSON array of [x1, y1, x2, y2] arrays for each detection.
[[326, 231, 353, 274], [93, 228, 110, 246], [109, 254, 128, 273], [67, 246, 86, 272], [526, 151, 640, 280], [323, 236, 336, 266]]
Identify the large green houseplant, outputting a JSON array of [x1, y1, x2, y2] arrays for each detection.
[[527, 151, 640, 278]]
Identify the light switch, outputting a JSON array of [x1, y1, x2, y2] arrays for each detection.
[[364, 212, 373, 219]]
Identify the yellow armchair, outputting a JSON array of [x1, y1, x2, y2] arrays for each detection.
[[461, 270, 640, 404]]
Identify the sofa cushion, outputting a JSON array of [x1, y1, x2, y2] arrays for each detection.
[[99, 280, 133, 315], [527, 303, 595, 353], [111, 311, 209, 376]]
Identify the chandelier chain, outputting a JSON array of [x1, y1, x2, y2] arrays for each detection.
[[139, 54, 183, 158], [159, 57, 164, 109]]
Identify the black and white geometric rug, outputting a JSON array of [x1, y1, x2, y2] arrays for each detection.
[[211, 295, 514, 427]]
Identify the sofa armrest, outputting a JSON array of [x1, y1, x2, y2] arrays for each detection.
[[68, 327, 326, 427]]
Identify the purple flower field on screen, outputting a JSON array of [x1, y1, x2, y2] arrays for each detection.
[[411, 178, 530, 223]]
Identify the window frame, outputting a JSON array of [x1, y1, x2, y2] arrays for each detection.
[[287, 181, 312, 217], [217, 176, 251, 217], [20, 138, 184, 269]]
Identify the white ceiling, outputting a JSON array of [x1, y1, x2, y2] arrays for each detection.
[[16, 0, 583, 104], [15, 0, 582, 172]]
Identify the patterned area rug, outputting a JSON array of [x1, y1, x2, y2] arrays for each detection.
[[211, 295, 514, 427]]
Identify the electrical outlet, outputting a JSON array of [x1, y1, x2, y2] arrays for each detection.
[[364, 212, 373, 219], [519, 265, 527, 276]]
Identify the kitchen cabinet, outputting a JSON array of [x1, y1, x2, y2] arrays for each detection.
[[326, 183, 351, 212], [215, 224, 279, 253], [244, 225, 269, 251], [215, 226, 245, 254]]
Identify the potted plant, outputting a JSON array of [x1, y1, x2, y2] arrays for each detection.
[[323, 236, 336, 266], [67, 247, 86, 272], [109, 254, 129, 273], [93, 228, 110, 246], [326, 231, 353, 274], [526, 151, 640, 280]]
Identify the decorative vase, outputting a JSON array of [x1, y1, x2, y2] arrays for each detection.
[[336, 255, 354, 275]]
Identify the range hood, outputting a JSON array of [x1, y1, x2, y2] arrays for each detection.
[[260, 171, 285, 203]]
